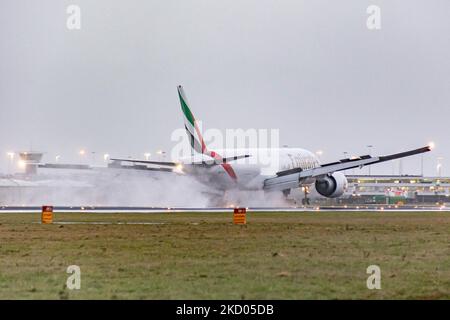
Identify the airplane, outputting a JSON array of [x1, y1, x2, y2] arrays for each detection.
[[111, 85, 432, 204]]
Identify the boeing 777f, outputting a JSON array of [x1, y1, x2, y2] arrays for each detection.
[[112, 86, 432, 202]]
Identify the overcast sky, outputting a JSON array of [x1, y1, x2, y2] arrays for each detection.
[[0, 0, 449, 176]]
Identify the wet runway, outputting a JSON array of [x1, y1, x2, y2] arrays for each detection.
[[0, 205, 448, 213]]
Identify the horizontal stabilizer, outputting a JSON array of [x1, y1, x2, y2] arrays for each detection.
[[191, 154, 250, 166], [110, 154, 250, 167], [110, 158, 178, 167]]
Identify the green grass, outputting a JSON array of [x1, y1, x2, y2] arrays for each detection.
[[0, 211, 449, 299]]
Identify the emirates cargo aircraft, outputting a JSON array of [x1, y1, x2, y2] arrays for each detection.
[[112, 86, 432, 201]]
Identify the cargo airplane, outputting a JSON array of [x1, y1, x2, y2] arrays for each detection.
[[112, 86, 432, 202]]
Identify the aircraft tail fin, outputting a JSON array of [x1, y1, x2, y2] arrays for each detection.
[[177, 85, 207, 155], [177, 85, 239, 181]]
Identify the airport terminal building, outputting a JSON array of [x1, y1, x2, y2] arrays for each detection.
[[330, 175, 450, 206]]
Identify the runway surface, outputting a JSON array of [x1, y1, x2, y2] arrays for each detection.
[[0, 205, 448, 213]]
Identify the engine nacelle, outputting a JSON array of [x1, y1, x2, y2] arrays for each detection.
[[314, 172, 348, 198]]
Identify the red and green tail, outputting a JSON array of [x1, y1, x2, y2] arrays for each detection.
[[177, 85, 237, 181]]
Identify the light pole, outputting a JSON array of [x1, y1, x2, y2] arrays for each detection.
[[91, 151, 96, 166], [79, 149, 86, 164], [367, 145, 373, 176], [6, 152, 14, 175], [421, 154, 424, 177], [343, 152, 348, 175], [422, 141, 435, 177], [437, 157, 444, 177]]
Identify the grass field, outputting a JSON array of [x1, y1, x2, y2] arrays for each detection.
[[0, 211, 449, 299]]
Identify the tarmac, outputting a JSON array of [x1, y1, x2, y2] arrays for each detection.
[[0, 205, 448, 213]]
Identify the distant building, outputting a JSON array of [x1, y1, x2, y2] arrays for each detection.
[[18, 151, 43, 175], [342, 175, 450, 205]]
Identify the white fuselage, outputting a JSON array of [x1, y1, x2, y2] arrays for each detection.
[[179, 148, 320, 191]]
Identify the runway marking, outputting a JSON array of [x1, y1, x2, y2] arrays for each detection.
[[2, 206, 449, 214]]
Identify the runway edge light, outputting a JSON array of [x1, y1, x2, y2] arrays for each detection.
[[233, 207, 247, 225], [41, 205, 53, 224]]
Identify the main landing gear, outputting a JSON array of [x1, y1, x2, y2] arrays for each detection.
[[282, 188, 311, 206], [301, 186, 311, 205]]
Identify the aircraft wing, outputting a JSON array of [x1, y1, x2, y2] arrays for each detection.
[[263, 145, 431, 191]]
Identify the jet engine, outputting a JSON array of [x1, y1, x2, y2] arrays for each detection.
[[314, 172, 348, 198]]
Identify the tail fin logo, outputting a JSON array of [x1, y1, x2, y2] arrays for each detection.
[[177, 85, 237, 181]]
